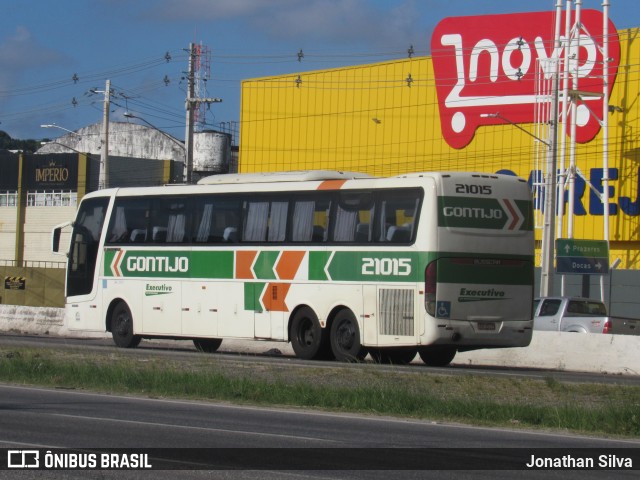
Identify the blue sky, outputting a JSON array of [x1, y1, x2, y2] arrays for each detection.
[[1, 0, 638, 141]]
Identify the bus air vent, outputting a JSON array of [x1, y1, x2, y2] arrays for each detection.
[[379, 289, 414, 336]]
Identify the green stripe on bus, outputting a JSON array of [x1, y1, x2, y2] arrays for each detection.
[[244, 282, 265, 312], [104, 250, 234, 279], [309, 251, 331, 281], [436, 255, 533, 285], [103, 248, 530, 285], [326, 251, 424, 282], [438, 196, 533, 231], [253, 251, 279, 280], [515, 199, 534, 231]]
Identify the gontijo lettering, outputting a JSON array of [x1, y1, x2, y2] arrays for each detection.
[[443, 206, 503, 219], [127, 256, 188, 273]]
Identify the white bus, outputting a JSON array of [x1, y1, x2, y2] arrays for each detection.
[[53, 170, 534, 366]]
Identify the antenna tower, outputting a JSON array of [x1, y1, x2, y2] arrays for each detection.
[[193, 43, 211, 131]]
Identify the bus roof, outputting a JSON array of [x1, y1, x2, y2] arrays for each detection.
[[197, 170, 374, 185]]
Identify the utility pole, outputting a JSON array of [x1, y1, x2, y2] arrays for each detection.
[[184, 43, 196, 184], [539, 1, 562, 297], [99, 79, 111, 190], [184, 43, 222, 183]]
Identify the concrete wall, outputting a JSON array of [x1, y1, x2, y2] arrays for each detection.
[[455, 333, 640, 376], [0, 267, 64, 308], [0, 207, 16, 260], [23, 206, 75, 264]]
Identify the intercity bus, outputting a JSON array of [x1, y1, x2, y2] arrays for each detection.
[[52, 170, 534, 365]]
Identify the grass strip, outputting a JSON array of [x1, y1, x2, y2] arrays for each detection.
[[1, 347, 639, 438]]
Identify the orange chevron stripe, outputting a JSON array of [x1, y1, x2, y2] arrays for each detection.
[[113, 250, 125, 277], [261, 282, 291, 312], [275, 251, 305, 280], [236, 251, 257, 279], [317, 179, 347, 190], [503, 199, 519, 230]]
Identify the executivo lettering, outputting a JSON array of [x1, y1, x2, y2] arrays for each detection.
[[145, 284, 174, 296], [458, 287, 506, 302]]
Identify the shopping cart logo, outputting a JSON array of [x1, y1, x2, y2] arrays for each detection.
[[431, 10, 620, 149]]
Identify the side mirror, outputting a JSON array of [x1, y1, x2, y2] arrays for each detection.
[[51, 221, 72, 256], [52, 227, 61, 253]]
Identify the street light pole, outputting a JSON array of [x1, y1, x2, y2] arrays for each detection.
[[539, 1, 563, 298], [40, 124, 81, 137], [99, 79, 111, 190]]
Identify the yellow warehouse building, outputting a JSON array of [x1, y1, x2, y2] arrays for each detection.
[[239, 24, 640, 270]]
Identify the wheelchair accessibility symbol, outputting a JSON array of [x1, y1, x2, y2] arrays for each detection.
[[436, 301, 451, 318]]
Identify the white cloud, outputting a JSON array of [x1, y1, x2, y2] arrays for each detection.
[[0, 26, 68, 69], [147, 0, 423, 49]]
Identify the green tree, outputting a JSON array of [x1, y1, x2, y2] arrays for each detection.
[[0, 131, 43, 153]]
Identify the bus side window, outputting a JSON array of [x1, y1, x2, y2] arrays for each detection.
[[108, 207, 129, 243], [242, 198, 289, 243], [106, 198, 151, 244], [291, 200, 315, 241], [291, 197, 330, 243], [193, 197, 241, 244], [377, 190, 421, 244], [243, 201, 269, 242], [332, 192, 373, 243], [150, 198, 188, 244], [268, 201, 288, 242]]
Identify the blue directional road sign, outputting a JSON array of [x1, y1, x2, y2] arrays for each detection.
[[555, 239, 609, 275]]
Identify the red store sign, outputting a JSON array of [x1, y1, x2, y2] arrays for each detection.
[[431, 10, 620, 149]]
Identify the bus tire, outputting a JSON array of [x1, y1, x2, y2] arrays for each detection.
[[330, 309, 366, 362], [290, 307, 329, 360], [370, 348, 417, 365], [418, 346, 456, 367], [193, 338, 223, 353], [110, 302, 141, 348]]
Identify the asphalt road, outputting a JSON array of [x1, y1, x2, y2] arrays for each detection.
[[0, 383, 639, 480], [1, 333, 640, 479], [2, 333, 639, 386]]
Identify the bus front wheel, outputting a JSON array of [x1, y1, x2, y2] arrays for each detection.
[[193, 338, 223, 353], [330, 309, 366, 362], [110, 302, 141, 348], [418, 346, 456, 367], [290, 307, 330, 360]]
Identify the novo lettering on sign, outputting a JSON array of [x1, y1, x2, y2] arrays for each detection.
[[431, 10, 620, 149]]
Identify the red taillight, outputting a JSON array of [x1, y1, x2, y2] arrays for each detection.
[[425, 261, 437, 316], [603, 319, 612, 334]]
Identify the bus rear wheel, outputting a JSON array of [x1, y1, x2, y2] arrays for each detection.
[[193, 338, 223, 353], [110, 302, 141, 348], [418, 346, 456, 367], [369, 348, 417, 365], [290, 307, 330, 360], [330, 309, 366, 362]]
